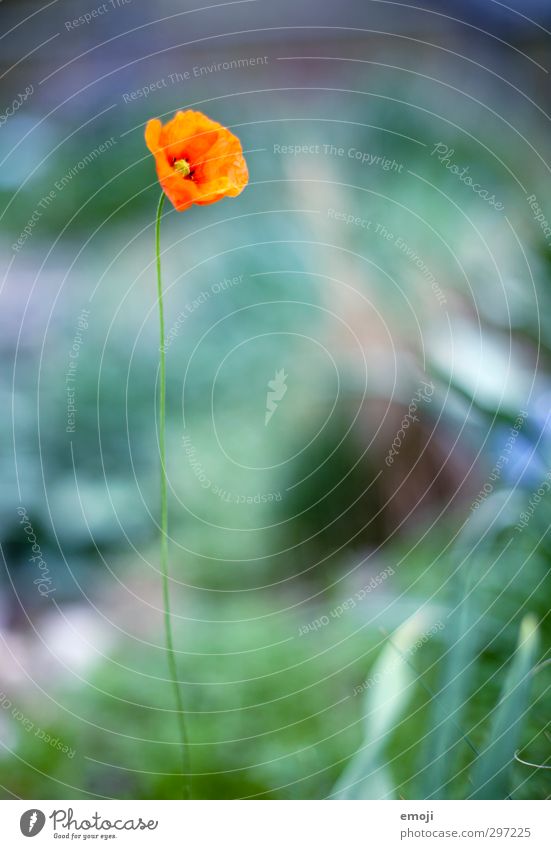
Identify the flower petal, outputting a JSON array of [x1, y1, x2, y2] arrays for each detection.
[[144, 118, 162, 155], [144, 109, 248, 211]]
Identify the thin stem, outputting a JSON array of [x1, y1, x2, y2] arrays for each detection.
[[155, 191, 192, 799]]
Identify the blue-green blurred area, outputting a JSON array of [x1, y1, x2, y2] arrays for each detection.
[[0, 0, 550, 799]]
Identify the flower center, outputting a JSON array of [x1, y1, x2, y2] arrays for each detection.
[[173, 158, 191, 177]]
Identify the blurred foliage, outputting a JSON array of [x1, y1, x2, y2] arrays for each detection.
[[1, 39, 550, 799]]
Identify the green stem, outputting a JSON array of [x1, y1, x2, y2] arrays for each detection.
[[155, 191, 192, 800]]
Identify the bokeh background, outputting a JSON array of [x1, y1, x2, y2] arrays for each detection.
[[0, 0, 550, 799]]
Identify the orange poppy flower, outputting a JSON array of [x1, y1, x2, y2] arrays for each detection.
[[145, 110, 248, 212]]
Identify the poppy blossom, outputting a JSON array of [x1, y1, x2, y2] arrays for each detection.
[[145, 109, 248, 211]]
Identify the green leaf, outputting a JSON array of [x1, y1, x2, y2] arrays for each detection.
[[332, 611, 432, 799], [421, 562, 478, 799]]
